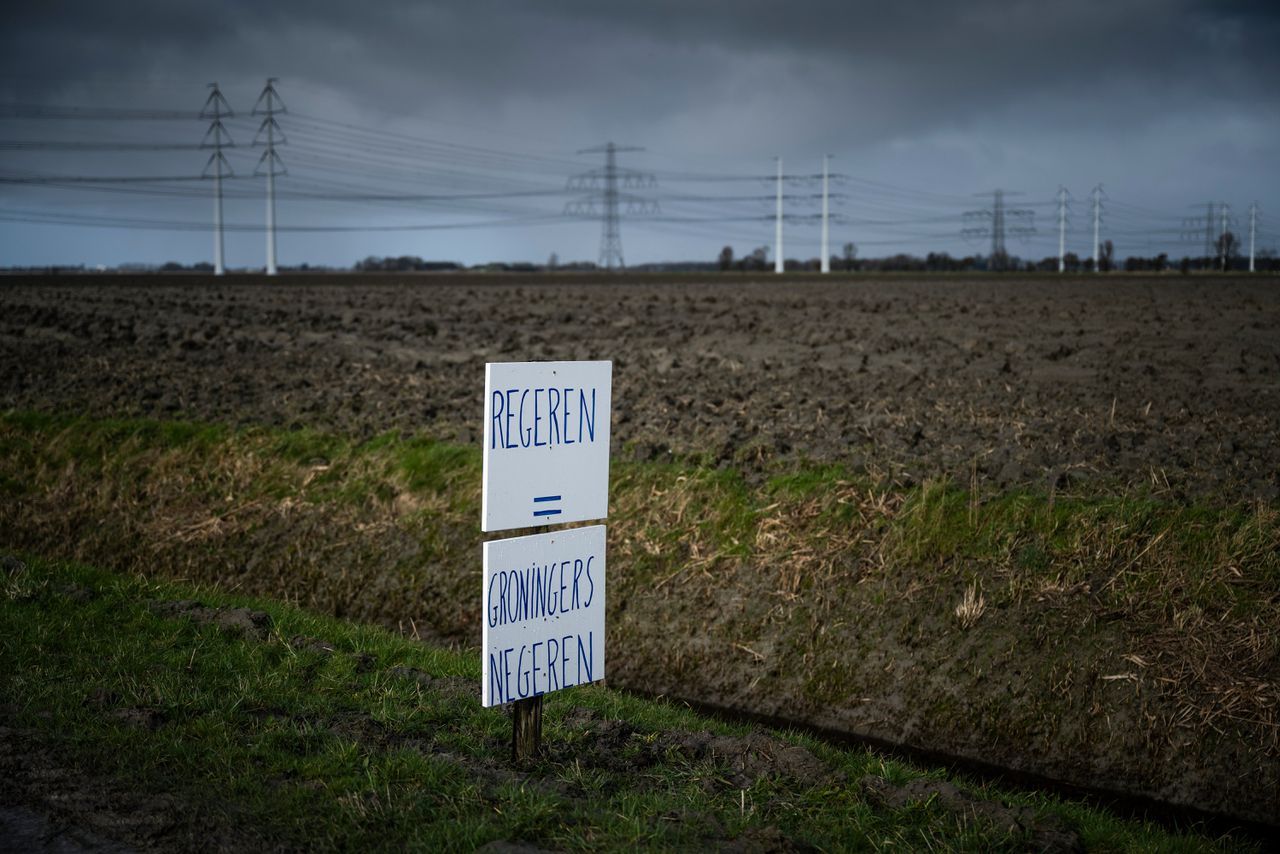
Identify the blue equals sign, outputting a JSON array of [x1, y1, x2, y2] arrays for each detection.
[[533, 495, 562, 518]]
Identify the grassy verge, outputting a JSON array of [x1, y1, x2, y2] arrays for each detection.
[[0, 554, 1257, 852], [2, 409, 1277, 825]]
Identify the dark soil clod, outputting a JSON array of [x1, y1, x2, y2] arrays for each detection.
[[148, 600, 273, 640], [558, 708, 837, 789], [289, 635, 337, 656]]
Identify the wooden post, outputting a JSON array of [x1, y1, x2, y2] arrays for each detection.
[[512, 695, 543, 762], [511, 523, 548, 763]]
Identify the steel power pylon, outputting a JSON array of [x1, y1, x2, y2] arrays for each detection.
[[963, 189, 1034, 271], [1180, 201, 1234, 270], [200, 83, 234, 276], [252, 78, 286, 276], [820, 155, 831, 274], [1218, 202, 1232, 271], [1056, 186, 1071, 273], [1181, 202, 1216, 268], [1249, 202, 1258, 273], [1090, 185, 1105, 272], [566, 142, 656, 270], [774, 157, 784, 273]]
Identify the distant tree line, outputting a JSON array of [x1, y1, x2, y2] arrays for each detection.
[[5, 241, 1276, 276], [354, 255, 462, 272], [354, 255, 605, 273], [711, 239, 1279, 273]]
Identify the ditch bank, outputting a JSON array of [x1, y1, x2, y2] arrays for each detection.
[[2, 413, 1276, 827], [11, 554, 1250, 852]]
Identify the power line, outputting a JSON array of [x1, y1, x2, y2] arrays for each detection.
[[0, 205, 565, 233], [1, 100, 1270, 268], [0, 140, 208, 151], [0, 104, 200, 120]]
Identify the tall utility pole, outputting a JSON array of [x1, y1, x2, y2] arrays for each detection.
[[1091, 184, 1104, 272], [1181, 203, 1225, 268], [1249, 202, 1258, 273], [200, 83, 234, 276], [597, 142, 627, 270], [566, 143, 655, 270], [1204, 201, 1216, 261], [774, 157, 784, 274], [252, 78, 286, 276], [1219, 202, 1232, 272], [991, 188, 1007, 264], [1056, 186, 1070, 273], [962, 190, 1034, 271], [820, 155, 830, 274]]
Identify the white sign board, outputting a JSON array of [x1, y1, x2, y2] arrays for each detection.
[[481, 525, 606, 707], [482, 360, 612, 532]]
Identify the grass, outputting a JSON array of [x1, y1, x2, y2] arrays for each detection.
[[2, 409, 1277, 829], [0, 554, 1258, 852]]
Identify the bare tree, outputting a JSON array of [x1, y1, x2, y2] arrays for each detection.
[[718, 245, 734, 271], [1100, 240, 1115, 273], [842, 242, 857, 272], [1216, 231, 1239, 271]]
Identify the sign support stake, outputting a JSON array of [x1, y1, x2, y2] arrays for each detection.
[[510, 524, 548, 763], [512, 695, 544, 762]]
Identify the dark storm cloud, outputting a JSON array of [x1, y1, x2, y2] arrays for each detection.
[[5, 0, 1277, 137], [2, 1, 1277, 266]]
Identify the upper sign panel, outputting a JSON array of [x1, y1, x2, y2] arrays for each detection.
[[482, 361, 612, 532]]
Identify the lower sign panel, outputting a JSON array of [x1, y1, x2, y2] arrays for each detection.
[[481, 525, 606, 707]]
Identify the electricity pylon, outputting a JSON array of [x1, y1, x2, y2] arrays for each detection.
[[1091, 185, 1105, 272], [1249, 202, 1258, 273], [820, 155, 831, 274], [1181, 202, 1220, 268], [1218, 202, 1232, 271], [200, 83, 234, 276], [963, 189, 1034, 271], [566, 142, 656, 270], [1056, 186, 1070, 273], [774, 157, 784, 273], [252, 78, 286, 276]]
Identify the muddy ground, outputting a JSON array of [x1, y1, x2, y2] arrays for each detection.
[[2, 272, 1278, 500]]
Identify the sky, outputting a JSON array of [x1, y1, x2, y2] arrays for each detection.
[[1, 0, 1278, 269]]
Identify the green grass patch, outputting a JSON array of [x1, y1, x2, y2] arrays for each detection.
[[395, 437, 481, 495], [0, 555, 1255, 852]]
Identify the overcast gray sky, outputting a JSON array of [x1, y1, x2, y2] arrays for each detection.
[[2, 0, 1277, 268]]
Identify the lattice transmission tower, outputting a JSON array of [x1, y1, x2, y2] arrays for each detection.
[[566, 142, 657, 270], [252, 78, 286, 276], [200, 83, 234, 276], [1055, 186, 1071, 273], [963, 189, 1034, 271], [1181, 201, 1235, 270], [1249, 202, 1258, 273]]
